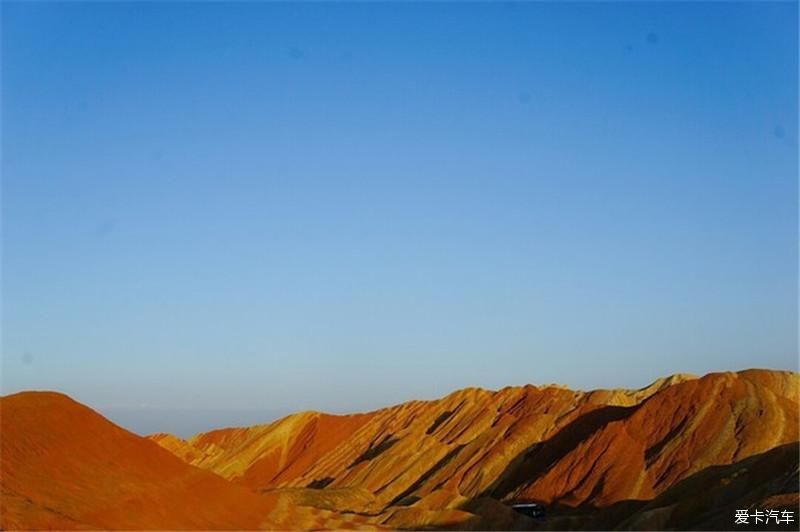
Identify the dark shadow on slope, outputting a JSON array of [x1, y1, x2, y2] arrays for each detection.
[[348, 435, 399, 469], [617, 442, 800, 531], [427, 411, 455, 435], [644, 417, 687, 464], [488, 405, 636, 499], [307, 476, 335, 489], [389, 444, 467, 507], [441, 443, 799, 531]]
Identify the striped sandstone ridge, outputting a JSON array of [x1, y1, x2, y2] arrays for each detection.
[[149, 369, 798, 529], [2, 369, 797, 530], [0, 392, 375, 530]]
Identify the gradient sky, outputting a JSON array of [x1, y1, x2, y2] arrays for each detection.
[[2, 2, 797, 436]]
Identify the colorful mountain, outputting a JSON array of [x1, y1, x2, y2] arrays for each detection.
[[2, 369, 798, 530]]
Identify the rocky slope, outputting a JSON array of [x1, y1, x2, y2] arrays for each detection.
[[1, 391, 278, 529], [149, 369, 799, 529], [2, 369, 797, 530], [0, 392, 372, 530]]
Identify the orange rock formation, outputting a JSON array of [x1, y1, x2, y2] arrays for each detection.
[[2, 369, 798, 530]]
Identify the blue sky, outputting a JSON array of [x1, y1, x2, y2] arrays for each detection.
[[2, 2, 797, 436]]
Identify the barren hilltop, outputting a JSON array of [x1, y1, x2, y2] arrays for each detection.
[[2, 369, 798, 530]]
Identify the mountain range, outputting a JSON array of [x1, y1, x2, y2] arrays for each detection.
[[2, 369, 798, 530]]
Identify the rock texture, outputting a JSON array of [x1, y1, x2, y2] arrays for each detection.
[[0, 392, 371, 530], [3, 369, 798, 530], [0, 391, 279, 530]]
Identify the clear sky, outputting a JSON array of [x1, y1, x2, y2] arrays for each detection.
[[2, 2, 797, 436]]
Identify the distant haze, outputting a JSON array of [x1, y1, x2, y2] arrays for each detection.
[[3, 2, 797, 433], [101, 407, 290, 438]]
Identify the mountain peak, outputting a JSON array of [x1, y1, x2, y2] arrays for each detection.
[[4, 369, 798, 530]]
